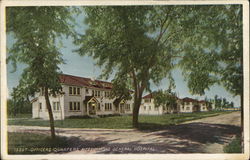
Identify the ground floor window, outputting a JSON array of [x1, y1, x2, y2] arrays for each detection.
[[125, 104, 130, 111], [105, 103, 112, 111], [69, 101, 81, 111], [97, 103, 101, 110], [39, 103, 42, 112], [186, 107, 190, 110], [53, 102, 60, 111]]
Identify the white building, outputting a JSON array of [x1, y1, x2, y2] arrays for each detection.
[[32, 74, 133, 120], [32, 74, 214, 120], [139, 93, 213, 115]]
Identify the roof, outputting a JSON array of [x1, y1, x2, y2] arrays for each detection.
[[181, 97, 199, 103], [83, 96, 99, 104], [59, 74, 113, 90], [143, 93, 154, 99]]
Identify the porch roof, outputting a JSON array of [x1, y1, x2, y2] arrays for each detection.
[[83, 96, 99, 104]]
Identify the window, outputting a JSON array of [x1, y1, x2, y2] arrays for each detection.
[[97, 103, 101, 110], [57, 102, 60, 110], [144, 106, 146, 110], [154, 106, 158, 111], [105, 91, 110, 98], [69, 87, 72, 95], [69, 101, 80, 111], [53, 102, 60, 111], [149, 106, 151, 110], [105, 103, 112, 111], [187, 107, 190, 110], [39, 103, 42, 111], [145, 99, 151, 103], [125, 104, 130, 111], [77, 88, 80, 95], [86, 89, 89, 94], [186, 102, 190, 105], [73, 87, 76, 95], [77, 102, 80, 110], [69, 86, 81, 95]]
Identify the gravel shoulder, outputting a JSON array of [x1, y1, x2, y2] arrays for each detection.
[[8, 111, 241, 154]]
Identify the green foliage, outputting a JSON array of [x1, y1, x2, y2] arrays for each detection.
[[213, 94, 235, 109], [75, 5, 242, 126], [179, 5, 242, 96], [7, 98, 31, 116], [154, 89, 178, 110], [7, 6, 75, 96], [223, 136, 242, 153]]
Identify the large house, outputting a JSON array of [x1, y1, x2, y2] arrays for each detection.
[[139, 93, 214, 115], [32, 74, 133, 120], [32, 74, 214, 120]]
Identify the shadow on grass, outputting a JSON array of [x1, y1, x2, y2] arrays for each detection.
[[8, 132, 110, 154]]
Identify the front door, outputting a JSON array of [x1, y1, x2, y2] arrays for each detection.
[[120, 103, 125, 113], [88, 102, 97, 115]]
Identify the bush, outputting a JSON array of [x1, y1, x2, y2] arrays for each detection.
[[223, 136, 242, 153]]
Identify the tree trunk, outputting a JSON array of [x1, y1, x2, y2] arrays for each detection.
[[132, 89, 143, 128], [44, 87, 56, 139]]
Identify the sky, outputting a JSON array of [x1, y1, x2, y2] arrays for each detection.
[[6, 7, 241, 107]]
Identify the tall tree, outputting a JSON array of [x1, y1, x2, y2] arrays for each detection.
[[7, 7, 74, 139], [75, 5, 242, 128]]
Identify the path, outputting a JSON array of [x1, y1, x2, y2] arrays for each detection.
[[8, 112, 241, 154]]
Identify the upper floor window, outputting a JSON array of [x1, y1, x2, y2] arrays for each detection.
[[104, 91, 111, 98], [69, 86, 81, 95], [86, 88, 89, 94], [93, 90, 101, 97], [145, 99, 151, 103], [186, 102, 190, 105]]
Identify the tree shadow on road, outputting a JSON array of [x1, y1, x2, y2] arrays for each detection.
[[151, 122, 241, 144]]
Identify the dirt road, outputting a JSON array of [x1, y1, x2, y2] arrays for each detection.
[[8, 112, 241, 154]]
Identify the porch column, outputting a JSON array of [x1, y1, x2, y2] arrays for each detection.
[[87, 102, 89, 115]]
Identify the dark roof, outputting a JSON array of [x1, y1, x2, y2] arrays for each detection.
[[59, 74, 113, 89], [143, 93, 154, 99], [181, 97, 199, 103], [83, 96, 99, 104]]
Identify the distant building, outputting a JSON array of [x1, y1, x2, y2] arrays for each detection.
[[139, 93, 214, 115]]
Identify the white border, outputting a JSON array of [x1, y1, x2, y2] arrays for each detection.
[[1, 1, 249, 160]]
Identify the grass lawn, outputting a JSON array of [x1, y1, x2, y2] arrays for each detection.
[[8, 113, 32, 119], [8, 132, 71, 154], [8, 111, 232, 130]]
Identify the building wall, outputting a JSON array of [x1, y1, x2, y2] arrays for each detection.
[[32, 84, 134, 119], [179, 102, 194, 113], [139, 99, 163, 115], [32, 93, 65, 120]]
